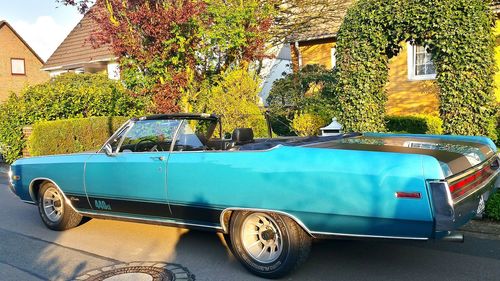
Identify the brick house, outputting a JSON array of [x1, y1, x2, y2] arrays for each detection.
[[287, 0, 500, 116], [0, 21, 49, 101], [42, 13, 119, 80]]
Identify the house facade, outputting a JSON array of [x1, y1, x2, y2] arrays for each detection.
[[288, 1, 500, 116], [0, 21, 49, 101], [42, 13, 119, 80]]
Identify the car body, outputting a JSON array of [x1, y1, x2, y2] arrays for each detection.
[[8, 113, 500, 278]]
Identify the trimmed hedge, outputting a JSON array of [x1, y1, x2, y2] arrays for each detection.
[[386, 115, 443, 135], [486, 192, 500, 221], [0, 73, 146, 163], [28, 116, 129, 156]]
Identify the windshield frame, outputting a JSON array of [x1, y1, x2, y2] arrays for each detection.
[[100, 117, 219, 154]]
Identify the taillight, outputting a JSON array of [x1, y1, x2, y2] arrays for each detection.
[[448, 163, 496, 199]]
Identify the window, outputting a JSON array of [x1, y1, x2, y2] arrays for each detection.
[[173, 119, 215, 151], [11, 58, 25, 75], [119, 120, 181, 152], [330, 47, 336, 69], [407, 43, 436, 80]]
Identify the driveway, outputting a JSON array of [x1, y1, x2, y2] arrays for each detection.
[[1, 170, 499, 281]]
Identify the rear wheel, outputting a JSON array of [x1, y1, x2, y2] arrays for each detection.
[[38, 182, 82, 231], [228, 211, 311, 279]]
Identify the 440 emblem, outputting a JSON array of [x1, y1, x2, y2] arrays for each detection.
[[94, 200, 112, 211]]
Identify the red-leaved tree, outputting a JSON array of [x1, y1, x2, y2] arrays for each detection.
[[59, 0, 274, 113]]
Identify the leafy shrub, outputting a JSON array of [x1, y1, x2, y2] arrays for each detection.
[[496, 107, 500, 146], [195, 68, 268, 137], [386, 115, 443, 134], [292, 113, 328, 137], [28, 117, 129, 156], [0, 73, 146, 163], [486, 191, 500, 221], [336, 0, 496, 136], [267, 64, 338, 136]]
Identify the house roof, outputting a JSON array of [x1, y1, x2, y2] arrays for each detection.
[[286, 0, 352, 43], [43, 13, 114, 71], [288, 0, 500, 43], [493, 0, 500, 15], [0, 20, 45, 63]]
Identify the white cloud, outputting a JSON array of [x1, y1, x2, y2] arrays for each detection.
[[11, 16, 77, 61]]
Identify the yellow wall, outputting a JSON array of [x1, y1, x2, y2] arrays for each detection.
[[494, 20, 500, 103], [294, 39, 440, 116], [299, 40, 336, 69], [0, 25, 49, 102], [385, 43, 439, 116]]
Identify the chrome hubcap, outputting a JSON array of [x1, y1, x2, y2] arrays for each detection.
[[42, 187, 63, 222], [241, 213, 283, 264]]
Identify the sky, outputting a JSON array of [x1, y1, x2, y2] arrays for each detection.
[[0, 0, 84, 61]]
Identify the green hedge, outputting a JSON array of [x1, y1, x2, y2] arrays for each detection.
[[486, 192, 500, 221], [386, 115, 443, 134], [28, 116, 129, 156], [0, 73, 146, 163]]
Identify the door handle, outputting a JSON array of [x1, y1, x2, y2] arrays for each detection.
[[150, 156, 165, 161]]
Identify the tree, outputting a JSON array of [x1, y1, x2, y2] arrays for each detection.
[[195, 67, 268, 137], [59, 0, 275, 113], [266, 64, 338, 135]]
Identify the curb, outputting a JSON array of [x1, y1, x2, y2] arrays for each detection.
[[460, 219, 500, 240]]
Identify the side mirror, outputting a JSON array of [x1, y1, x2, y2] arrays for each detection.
[[104, 143, 115, 156]]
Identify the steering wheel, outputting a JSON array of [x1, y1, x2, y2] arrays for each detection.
[[134, 138, 163, 152]]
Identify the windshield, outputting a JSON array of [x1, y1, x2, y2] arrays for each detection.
[[104, 117, 218, 153]]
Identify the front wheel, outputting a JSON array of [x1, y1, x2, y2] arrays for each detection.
[[228, 211, 311, 279], [37, 182, 82, 231]]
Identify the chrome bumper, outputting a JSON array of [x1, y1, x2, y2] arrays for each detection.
[[431, 168, 499, 237]]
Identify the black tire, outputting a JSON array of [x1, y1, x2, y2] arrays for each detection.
[[223, 233, 234, 253], [229, 211, 311, 279], [37, 182, 82, 231]]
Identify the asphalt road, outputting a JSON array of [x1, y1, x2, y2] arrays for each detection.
[[1, 172, 500, 281]]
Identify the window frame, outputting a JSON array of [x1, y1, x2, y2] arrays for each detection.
[[407, 42, 436, 81], [330, 47, 336, 69], [11, 58, 26, 75]]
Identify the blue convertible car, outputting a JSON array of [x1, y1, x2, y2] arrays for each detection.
[[9, 113, 500, 278]]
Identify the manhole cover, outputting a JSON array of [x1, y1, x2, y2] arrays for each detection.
[[73, 262, 194, 281]]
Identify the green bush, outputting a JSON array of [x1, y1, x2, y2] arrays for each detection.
[[267, 64, 338, 136], [195, 68, 268, 137], [386, 115, 443, 135], [336, 0, 496, 136], [486, 191, 500, 221], [28, 117, 129, 156], [0, 73, 147, 163], [292, 112, 328, 137]]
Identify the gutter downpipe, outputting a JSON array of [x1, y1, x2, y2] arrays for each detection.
[[294, 41, 302, 69]]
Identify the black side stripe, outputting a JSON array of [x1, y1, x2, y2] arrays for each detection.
[[68, 195, 222, 225]]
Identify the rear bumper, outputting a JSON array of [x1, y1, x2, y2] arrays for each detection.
[[431, 167, 499, 239]]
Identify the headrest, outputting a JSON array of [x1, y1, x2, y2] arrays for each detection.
[[232, 128, 254, 145]]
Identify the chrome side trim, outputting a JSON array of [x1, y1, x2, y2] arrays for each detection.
[[219, 207, 314, 237], [220, 208, 430, 241], [28, 177, 79, 213], [310, 231, 429, 241], [21, 200, 36, 205], [79, 210, 223, 231]]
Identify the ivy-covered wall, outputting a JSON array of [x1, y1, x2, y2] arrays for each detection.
[[336, 0, 497, 138]]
